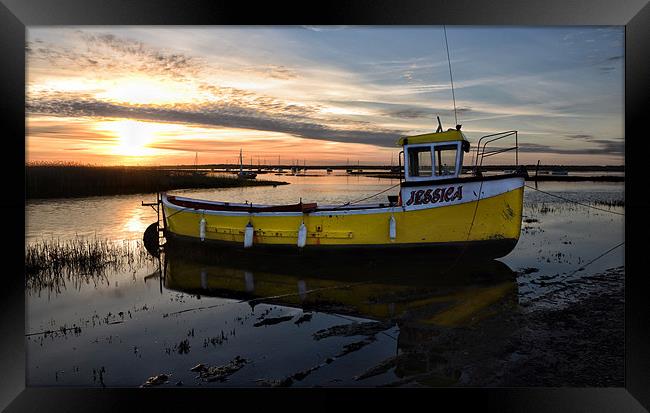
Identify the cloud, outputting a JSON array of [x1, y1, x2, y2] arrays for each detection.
[[388, 109, 432, 119], [519, 139, 623, 155], [27, 31, 204, 80], [27, 94, 403, 147], [27, 119, 117, 143], [301, 26, 350, 32], [386, 106, 471, 120], [245, 65, 298, 80], [25, 27, 624, 163], [566, 134, 593, 140]]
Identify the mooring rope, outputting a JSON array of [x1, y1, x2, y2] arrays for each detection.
[[524, 184, 625, 216], [564, 241, 625, 279], [440, 177, 486, 273], [334, 183, 401, 209], [165, 206, 193, 220], [525, 240, 625, 304]]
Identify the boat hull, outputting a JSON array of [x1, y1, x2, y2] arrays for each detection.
[[161, 176, 524, 259], [163, 232, 518, 259]]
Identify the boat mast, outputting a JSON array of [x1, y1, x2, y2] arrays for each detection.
[[239, 149, 243, 174]]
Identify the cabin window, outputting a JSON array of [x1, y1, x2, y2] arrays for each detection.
[[434, 144, 458, 176], [408, 147, 432, 177]]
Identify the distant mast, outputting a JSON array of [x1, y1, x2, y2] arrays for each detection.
[[239, 149, 243, 174]]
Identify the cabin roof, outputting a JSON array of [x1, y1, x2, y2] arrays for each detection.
[[396, 129, 468, 146]]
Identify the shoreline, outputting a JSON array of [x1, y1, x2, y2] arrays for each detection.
[[26, 165, 289, 200], [357, 172, 625, 182]]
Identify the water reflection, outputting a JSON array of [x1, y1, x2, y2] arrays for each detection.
[[162, 250, 518, 384], [164, 252, 516, 325], [123, 206, 148, 234]]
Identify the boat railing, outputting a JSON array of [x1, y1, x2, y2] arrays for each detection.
[[473, 130, 518, 175]]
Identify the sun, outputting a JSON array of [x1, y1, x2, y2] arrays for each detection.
[[94, 119, 163, 158], [113, 120, 156, 156]]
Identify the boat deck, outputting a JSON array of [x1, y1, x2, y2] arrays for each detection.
[[165, 195, 394, 213]]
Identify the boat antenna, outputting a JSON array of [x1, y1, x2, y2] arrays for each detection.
[[443, 25, 459, 128]]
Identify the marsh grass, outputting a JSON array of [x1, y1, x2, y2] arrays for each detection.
[[26, 236, 154, 294], [594, 199, 625, 207], [26, 163, 287, 199]]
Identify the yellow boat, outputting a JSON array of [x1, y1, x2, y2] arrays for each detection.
[[158, 128, 526, 259]]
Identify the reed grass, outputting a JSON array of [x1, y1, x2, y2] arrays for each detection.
[[594, 199, 625, 207], [26, 162, 287, 199], [26, 236, 154, 294]]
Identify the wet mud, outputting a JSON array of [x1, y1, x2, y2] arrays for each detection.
[[343, 267, 623, 387]]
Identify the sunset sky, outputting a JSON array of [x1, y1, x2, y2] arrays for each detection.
[[26, 26, 624, 166]]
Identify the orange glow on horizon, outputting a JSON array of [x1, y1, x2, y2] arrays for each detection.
[[26, 115, 622, 167]]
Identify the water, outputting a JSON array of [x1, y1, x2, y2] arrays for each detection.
[[25, 174, 624, 387]]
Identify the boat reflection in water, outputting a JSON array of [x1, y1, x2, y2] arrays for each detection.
[[162, 249, 519, 385]]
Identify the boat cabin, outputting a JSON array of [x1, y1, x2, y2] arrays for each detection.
[[398, 129, 470, 182]]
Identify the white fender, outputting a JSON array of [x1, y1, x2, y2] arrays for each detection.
[[244, 222, 254, 248], [297, 222, 307, 248], [389, 215, 396, 240], [199, 217, 206, 241]]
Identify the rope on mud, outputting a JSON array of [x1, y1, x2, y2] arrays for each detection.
[[524, 184, 624, 216], [334, 183, 401, 209], [564, 241, 625, 278], [526, 240, 625, 303]]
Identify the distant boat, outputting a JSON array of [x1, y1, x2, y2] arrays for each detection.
[[237, 149, 257, 180], [238, 171, 257, 179], [326, 168, 333, 174], [192, 152, 208, 176]]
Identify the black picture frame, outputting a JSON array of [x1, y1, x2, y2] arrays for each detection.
[[2, 0, 649, 411]]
